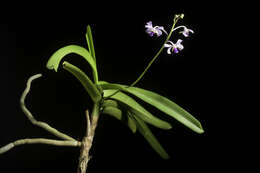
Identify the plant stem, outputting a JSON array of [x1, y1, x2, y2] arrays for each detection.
[[77, 103, 100, 173]]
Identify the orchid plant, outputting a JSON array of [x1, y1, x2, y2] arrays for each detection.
[[0, 14, 203, 173]]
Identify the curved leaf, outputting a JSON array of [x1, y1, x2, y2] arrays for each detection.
[[62, 61, 101, 103], [102, 106, 122, 120], [100, 82, 204, 134], [103, 90, 172, 130], [133, 115, 170, 159], [46, 45, 98, 82], [101, 106, 136, 133]]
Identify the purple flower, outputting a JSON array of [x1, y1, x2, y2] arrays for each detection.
[[145, 21, 167, 37], [180, 26, 194, 37], [164, 40, 184, 54]]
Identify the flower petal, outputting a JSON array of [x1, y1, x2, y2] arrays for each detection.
[[184, 33, 189, 37], [176, 39, 184, 50], [145, 21, 153, 28], [156, 26, 164, 30], [167, 47, 172, 54], [164, 43, 172, 48], [166, 41, 174, 46], [147, 21, 153, 25], [146, 28, 151, 33], [176, 39, 183, 44], [156, 29, 162, 36], [178, 44, 184, 50]]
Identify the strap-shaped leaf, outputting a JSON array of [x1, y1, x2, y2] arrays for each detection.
[[133, 115, 170, 159], [102, 106, 122, 120], [101, 106, 136, 133], [103, 90, 172, 130], [100, 82, 204, 134], [86, 25, 96, 62], [102, 99, 118, 108], [126, 111, 137, 133], [85, 26, 98, 83], [62, 61, 101, 103], [46, 45, 98, 82], [101, 99, 136, 133]]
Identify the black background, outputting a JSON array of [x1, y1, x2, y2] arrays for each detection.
[[1, 1, 250, 173]]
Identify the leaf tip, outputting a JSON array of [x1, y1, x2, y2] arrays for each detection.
[[193, 125, 204, 134], [198, 127, 205, 134], [62, 61, 68, 67], [46, 61, 58, 72], [162, 122, 172, 130], [196, 122, 204, 134], [167, 124, 173, 130], [163, 154, 170, 160]]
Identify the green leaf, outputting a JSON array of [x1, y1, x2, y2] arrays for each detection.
[[103, 90, 172, 130], [46, 45, 98, 82], [127, 112, 137, 133], [62, 61, 101, 103], [101, 106, 136, 133], [86, 25, 96, 62], [133, 115, 170, 159], [100, 82, 204, 134], [102, 106, 122, 120], [85, 26, 98, 84], [102, 99, 118, 108]]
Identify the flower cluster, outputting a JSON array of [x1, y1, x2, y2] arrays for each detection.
[[145, 17, 194, 54]]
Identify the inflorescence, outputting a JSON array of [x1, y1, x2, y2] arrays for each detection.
[[145, 15, 194, 54]]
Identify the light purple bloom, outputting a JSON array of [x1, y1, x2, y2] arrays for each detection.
[[145, 21, 167, 37], [180, 26, 194, 37], [164, 40, 184, 54]]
